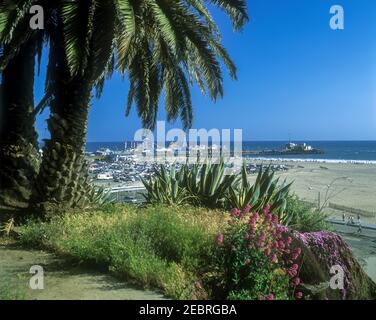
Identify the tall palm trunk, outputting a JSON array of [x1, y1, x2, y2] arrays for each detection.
[[33, 31, 94, 213], [0, 41, 40, 211]]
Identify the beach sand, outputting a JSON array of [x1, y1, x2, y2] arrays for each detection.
[[247, 160, 376, 223]]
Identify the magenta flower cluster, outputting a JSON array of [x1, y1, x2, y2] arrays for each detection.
[[294, 231, 355, 299], [216, 204, 304, 300]]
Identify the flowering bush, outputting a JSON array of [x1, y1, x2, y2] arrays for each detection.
[[210, 204, 303, 300]]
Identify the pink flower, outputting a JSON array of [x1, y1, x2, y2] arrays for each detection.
[[259, 232, 266, 242], [194, 281, 202, 290], [270, 254, 277, 263], [278, 240, 285, 250], [292, 277, 301, 286], [231, 208, 241, 217], [244, 204, 251, 213], [250, 213, 259, 223], [286, 236, 293, 245], [292, 248, 302, 260], [250, 218, 257, 227], [288, 269, 298, 277], [264, 294, 275, 300], [262, 204, 271, 215], [257, 241, 265, 249], [265, 213, 272, 222], [215, 233, 224, 246], [265, 247, 271, 256], [272, 241, 279, 249], [272, 215, 279, 224], [245, 232, 250, 239], [291, 264, 299, 270], [295, 291, 303, 299]]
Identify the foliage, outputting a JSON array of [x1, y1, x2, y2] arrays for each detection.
[[207, 205, 304, 300], [285, 196, 330, 232], [143, 162, 293, 221], [0, 0, 249, 130], [0, 217, 15, 237], [17, 203, 311, 300], [143, 160, 239, 208], [142, 164, 192, 205], [87, 186, 114, 207], [228, 165, 293, 224], [179, 159, 240, 207], [18, 205, 225, 299]]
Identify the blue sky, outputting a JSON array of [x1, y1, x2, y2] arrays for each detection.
[[34, 0, 376, 142]]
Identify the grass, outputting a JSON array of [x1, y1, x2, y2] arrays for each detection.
[[0, 276, 27, 300], [18, 204, 227, 299]]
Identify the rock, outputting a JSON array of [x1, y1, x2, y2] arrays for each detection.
[[289, 231, 376, 300]]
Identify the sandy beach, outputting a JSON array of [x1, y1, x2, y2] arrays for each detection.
[[247, 159, 376, 223]]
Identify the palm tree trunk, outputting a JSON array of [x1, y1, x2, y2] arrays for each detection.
[[33, 33, 94, 213], [0, 41, 40, 211]]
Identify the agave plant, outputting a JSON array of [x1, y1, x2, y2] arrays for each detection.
[[142, 164, 192, 205], [227, 165, 293, 224], [190, 159, 239, 208], [143, 159, 239, 208], [87, 186, 114, 207]]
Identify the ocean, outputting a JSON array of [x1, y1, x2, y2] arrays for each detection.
[[85, 141, 376, 163]]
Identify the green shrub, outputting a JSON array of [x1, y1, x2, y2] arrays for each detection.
[[18, 205, 224, 299], [17, 202, 325, 300], [285, 196, 330, 232]]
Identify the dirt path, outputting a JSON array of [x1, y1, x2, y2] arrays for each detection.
[[0, 241, 166, 300]]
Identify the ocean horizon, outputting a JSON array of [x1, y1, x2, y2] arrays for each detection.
[[83, 140, 376, 163]]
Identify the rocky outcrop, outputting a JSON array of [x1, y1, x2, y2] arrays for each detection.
[[289, 231, 376, 300]]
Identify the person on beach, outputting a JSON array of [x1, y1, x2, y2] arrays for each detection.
[[357, 215, 362, 234], [342, 213, 346, 222]]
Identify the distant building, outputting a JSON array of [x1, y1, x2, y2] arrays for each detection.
[[97, 173, 113, 180]]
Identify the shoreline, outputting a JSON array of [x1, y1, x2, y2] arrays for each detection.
[[246, 159, 376, 222], [245, 157, 376, 165]]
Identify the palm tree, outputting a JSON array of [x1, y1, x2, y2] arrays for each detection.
[[0, 40, 40, 212], [2, 0, 249, 213], [0, 0, 49, 212]]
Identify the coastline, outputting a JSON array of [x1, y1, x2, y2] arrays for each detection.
[[246, 159, 376, 223], [245, 157, 376, 165]]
